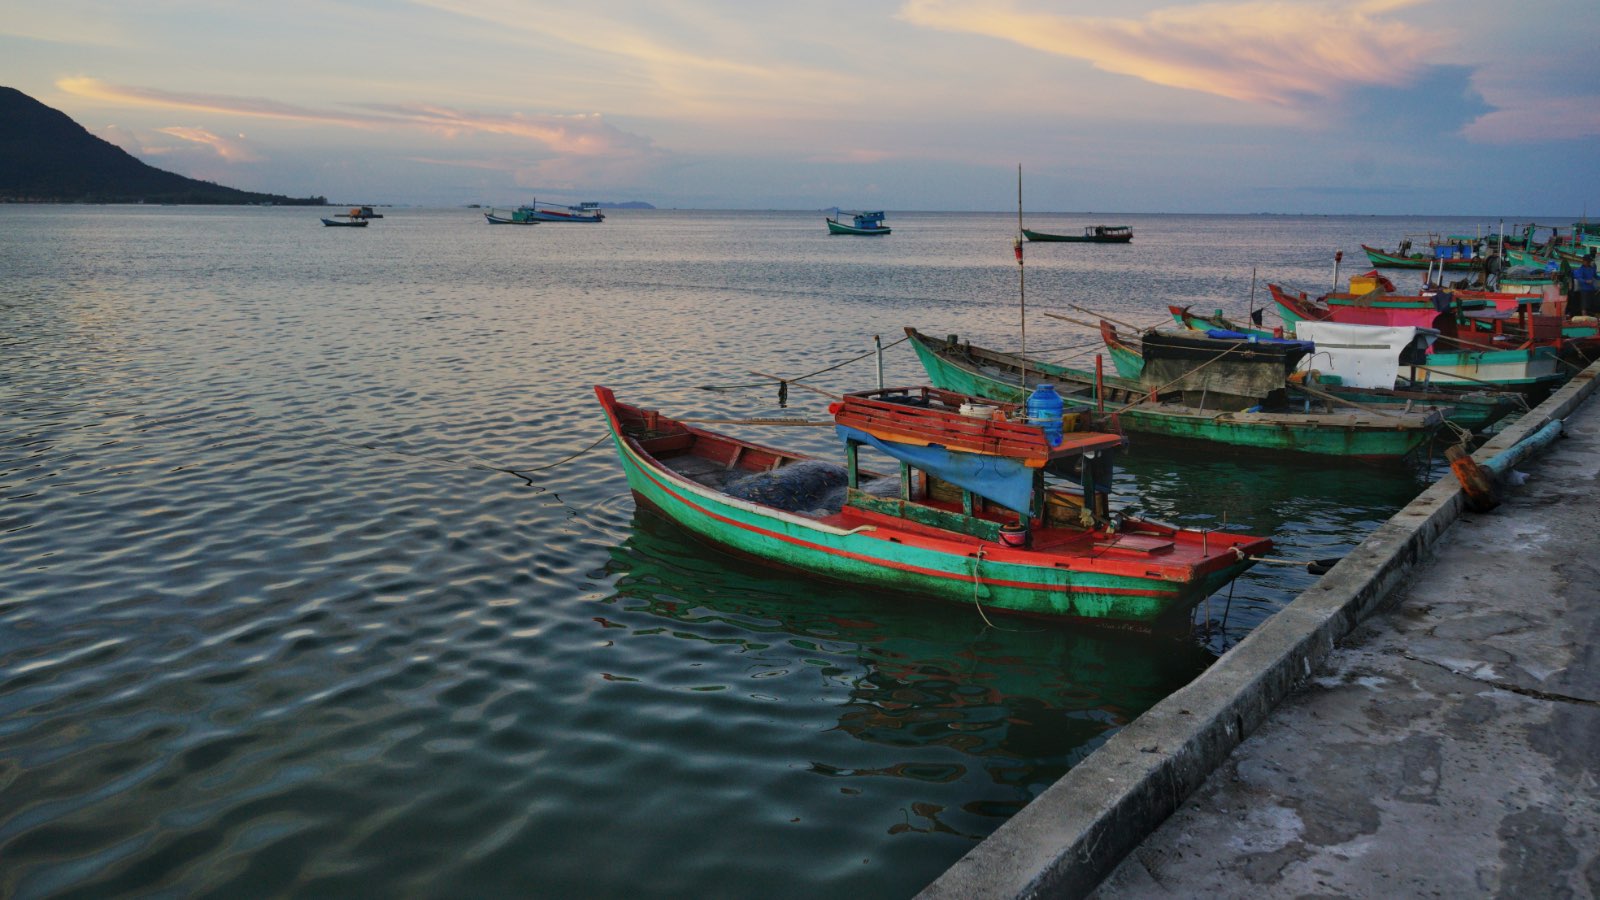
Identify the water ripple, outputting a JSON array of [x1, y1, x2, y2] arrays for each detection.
[[0, 207, 1459, 898]]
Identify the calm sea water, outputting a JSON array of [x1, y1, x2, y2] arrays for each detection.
[[0, 207, 1496, 897]]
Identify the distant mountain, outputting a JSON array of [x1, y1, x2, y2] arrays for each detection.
[[0, 86, 325, 205], [599, 201, 655, 209]]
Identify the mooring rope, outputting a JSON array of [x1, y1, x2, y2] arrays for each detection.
[[699, 334, 910, 394]]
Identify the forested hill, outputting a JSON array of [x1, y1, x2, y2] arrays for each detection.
[[0, 86, 325, 205]]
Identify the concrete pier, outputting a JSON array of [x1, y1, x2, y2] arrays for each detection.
[[918, 361, 1600, 899]]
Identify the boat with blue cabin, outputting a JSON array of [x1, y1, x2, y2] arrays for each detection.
[[826, 210, 891, 235], [595, 383, 1270, 630]]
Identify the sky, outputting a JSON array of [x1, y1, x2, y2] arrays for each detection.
[[3, 0, 1597, 214]]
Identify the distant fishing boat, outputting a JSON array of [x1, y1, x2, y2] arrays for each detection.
[[1021, 225, 1132, 243], [320, 217, 368, 227], [329, 206, 381, 220], [596, 383, 1270, 629], [906, 328, 1444, 460], [484, 207, 539, 225], [486, 201, 604, 224], [826, 210, 890, 235]]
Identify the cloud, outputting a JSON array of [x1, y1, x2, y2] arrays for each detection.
[[899, 0, 1445, 106], [1463, 96, 1600, 143], [359, 103, 659, 159], [58, 78, 386, 128], [58, 77, 667, 177], [408, 0, 857, 116], [155, 127, 263, 162]]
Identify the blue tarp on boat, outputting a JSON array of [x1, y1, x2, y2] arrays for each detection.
[[835, 425, 1034, 516]]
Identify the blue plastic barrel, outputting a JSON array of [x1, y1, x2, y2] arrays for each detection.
[[1026, 384, 1065, 446]]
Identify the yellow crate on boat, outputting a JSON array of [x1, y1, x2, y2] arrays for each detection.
[[1348, 274, 1381, 295]]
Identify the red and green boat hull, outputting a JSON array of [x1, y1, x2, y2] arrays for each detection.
[[598, 388, 1261, 629]]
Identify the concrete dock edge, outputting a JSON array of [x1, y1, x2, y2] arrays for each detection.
[[916, 360, 1600, 900]]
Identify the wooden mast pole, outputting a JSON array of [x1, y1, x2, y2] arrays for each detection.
[[1017, 164, 1027, 396]]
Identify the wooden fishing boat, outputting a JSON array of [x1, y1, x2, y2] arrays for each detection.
[[329, 206, 382, 221], [1362, 244, 1481, 270], [487, 201, 603, 224], [596, 384, 1270, 630], [484, 207, 539, 225], [320, 217, 368, 227], [1022, 225, 1133, 243], [826, 210, 890, 235], [1265, 282, 1491, 330], [1165, 305, 1522, 433], [1268, 284, 1568, 394], [905, 328, 1443, 460]]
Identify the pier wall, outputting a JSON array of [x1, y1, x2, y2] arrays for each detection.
[[917, 361, 1600, 900]]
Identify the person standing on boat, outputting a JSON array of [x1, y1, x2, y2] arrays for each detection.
[[1573, 254, 1599, 318]]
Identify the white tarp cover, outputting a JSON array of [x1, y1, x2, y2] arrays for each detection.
[[1291, 322, 1437, 389]]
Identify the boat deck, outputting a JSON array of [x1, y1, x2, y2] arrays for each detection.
[[656, 446, 1194, 561]]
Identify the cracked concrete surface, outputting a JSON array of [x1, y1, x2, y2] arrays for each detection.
[[1093, 388, 1600, 899]]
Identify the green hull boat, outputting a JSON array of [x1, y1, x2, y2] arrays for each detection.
[[906, 329, 1443, 460], [826, 210, 890, 235], [596, 385, 1268, 630], [1362, 244, 1481, 270]]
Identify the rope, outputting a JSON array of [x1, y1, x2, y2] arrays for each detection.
[[673, 416, 832, 427], [971, 549, 999, 628], [699, 335, 909, 393], [341, 432, 612, 485]]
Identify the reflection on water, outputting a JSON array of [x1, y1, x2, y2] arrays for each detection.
[[0, 206, 1471, 898], [601, 509, 1214, 860]]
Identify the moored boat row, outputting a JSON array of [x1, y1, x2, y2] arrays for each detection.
[[590, 211, 1595, 634]]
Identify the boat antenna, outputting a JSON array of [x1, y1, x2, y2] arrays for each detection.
[[1016, 164, 1027, 395]]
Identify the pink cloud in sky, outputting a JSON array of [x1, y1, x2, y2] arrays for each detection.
[[58, 78, 387, 128], [899, 0, 1444, 106], [57, 77, 664, 166], [155, 127, 262, 162]]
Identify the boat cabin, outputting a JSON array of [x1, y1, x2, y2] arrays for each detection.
[[829, 386, 1124, 543], [850, 211, 887, 229], [1138, 330, 1315, 411], [1088, 225, 1131, 239]]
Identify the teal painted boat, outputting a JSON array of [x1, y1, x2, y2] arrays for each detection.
[[1165, 305, 1523, 433], [905, 328, 1444, 460], [1362, 243, 1480, 270], [1022, 225, 1132, 243], [826, 210, 890, 235], [596, 384, 1270, 630]]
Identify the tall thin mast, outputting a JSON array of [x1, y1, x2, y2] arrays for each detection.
[[1016, 164, 1027, 394]]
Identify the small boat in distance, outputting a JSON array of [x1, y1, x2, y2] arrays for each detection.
[[826, 210, 890, 235], [595, 383, 1270, 629], [329, 206, 382, 220], [486, 201, 604, 224], [320, 217, 368, 227], [484, 207, 540, 225], [534, 201, 605, 223], [1022, 225, 1133, 243]]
